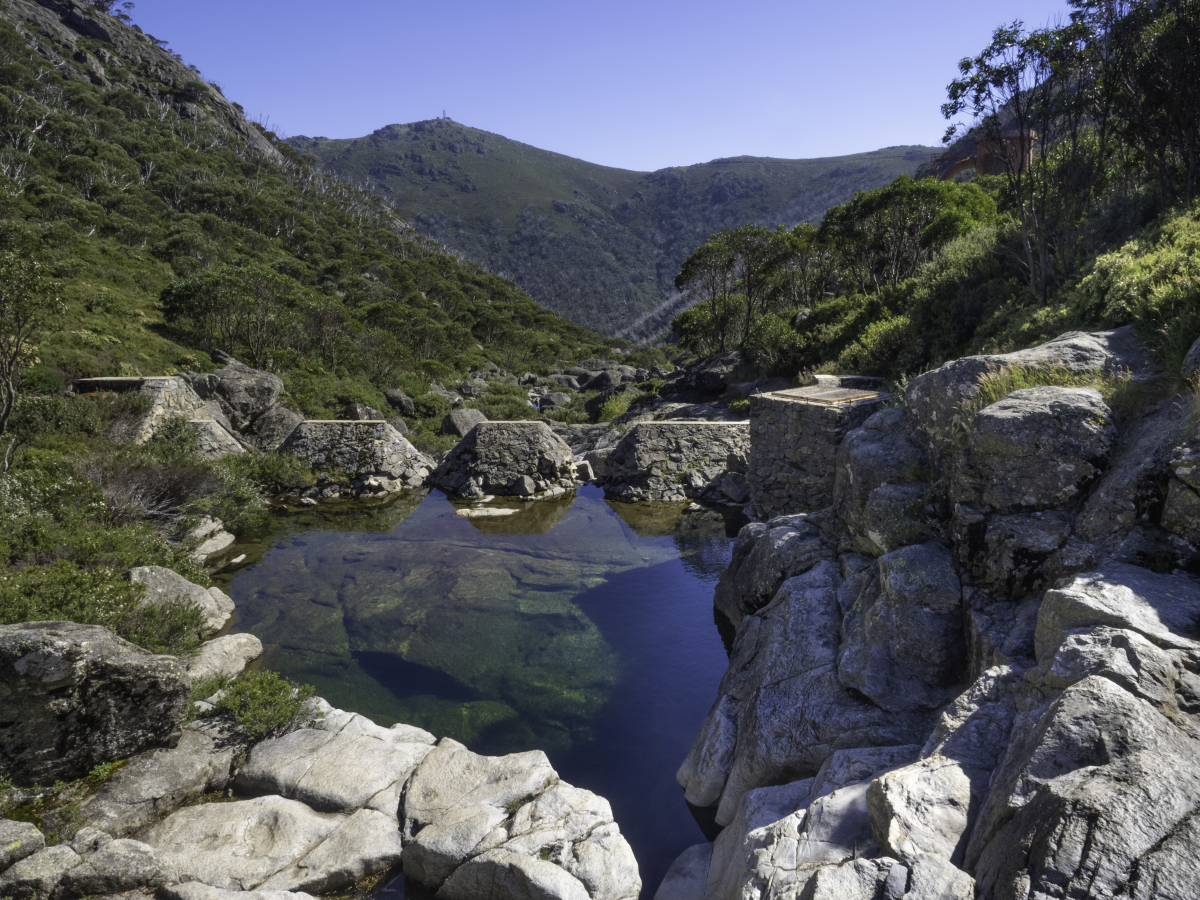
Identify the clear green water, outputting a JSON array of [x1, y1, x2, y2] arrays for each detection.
[[218, 486, 738, 895]]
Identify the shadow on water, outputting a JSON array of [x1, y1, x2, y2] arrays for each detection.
[[225, 485, 735, 898]]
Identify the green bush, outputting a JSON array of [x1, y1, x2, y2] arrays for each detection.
[[745, 312, 802, 375], [209, 670, 319, 741], [215, 450, 314, 498], [0, 560, 208, 655], [836, 314, 914, 376], [598, 392, 633, 422], [1072, 202, 1200, 378]]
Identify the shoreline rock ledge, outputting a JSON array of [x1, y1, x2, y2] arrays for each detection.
[[401, 737, 641, 900], [0, 668, 640, 900], [667, 326, 1200, 900]]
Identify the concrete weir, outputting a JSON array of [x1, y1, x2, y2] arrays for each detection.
[[748, 380, 887, 518]]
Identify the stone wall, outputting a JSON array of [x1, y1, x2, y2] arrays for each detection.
[[279, 421, 433, 492], [600, 421, 750, 504], [748, 386, 886, 519], [73, 376, 243, 460]]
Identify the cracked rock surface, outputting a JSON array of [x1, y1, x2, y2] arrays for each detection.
[[400, 737, 641, 900]]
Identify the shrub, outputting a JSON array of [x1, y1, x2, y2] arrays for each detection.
[[0, 560, 208, 655], [836, 315, 914, 376], [598, 392, 633, 422], [211, 670, 319, 741], [216, 450, 314, 496], [1072, 202, 1200, 381], [728, 399, 750, 416], [745, 312, 802, 375]]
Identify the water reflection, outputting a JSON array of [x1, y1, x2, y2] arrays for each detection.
[[226, 488, 739, 753], [455, 492, 576, 535], [224, 485, 737, 896]]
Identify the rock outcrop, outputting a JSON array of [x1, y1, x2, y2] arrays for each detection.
[[185, 633, 263, 682], [0, 622, 189, 785], [279, 421, 434, 494], [79, 718, 250, 837], [433, 421, 578, 499], [126, 565, 234, 633], [0, 820, 45, 872], [187, 353, 284, 434], [599, 421, 750, 504], [443, 407, 488, 437], [400, 737, 641, 900], [678, 327, 1200, 900]]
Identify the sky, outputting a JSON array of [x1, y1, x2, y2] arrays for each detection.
[[131, 0, 1072, 172]]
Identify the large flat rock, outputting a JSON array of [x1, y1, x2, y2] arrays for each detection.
[[79, 718, 247, 837], [234, 724, 434, 815], [401, 738, 640, 900], [142, 795, 342, 891]]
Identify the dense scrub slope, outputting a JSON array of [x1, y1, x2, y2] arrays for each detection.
[[0, 0, 615, 419]]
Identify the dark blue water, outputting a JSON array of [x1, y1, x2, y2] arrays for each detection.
[[220, 486, 735, 896]]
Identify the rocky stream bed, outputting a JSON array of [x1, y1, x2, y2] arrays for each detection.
[[5, 328, 1200, 900]]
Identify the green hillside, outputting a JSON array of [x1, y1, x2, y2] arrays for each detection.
[[288, 121, 936, 337], [0, 0, 615, 429]]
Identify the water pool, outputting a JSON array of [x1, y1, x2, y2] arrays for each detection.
[[217, 485, 738, 896]]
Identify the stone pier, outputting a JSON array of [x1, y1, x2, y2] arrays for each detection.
[[748, 384, 887, 518]]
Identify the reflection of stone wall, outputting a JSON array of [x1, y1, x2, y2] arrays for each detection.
[[73, 376, 243, 460], [601, 421, 750, 504], [749, 387, 886, 518], [279, 421, 433, 492]]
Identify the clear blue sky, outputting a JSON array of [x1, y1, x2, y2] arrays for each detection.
[[131, 0, 1070, 172]]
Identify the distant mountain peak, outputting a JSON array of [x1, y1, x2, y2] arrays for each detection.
[[289, 123, 936, 338]]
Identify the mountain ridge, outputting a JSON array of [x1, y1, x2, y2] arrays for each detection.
[[288, 120, 937, 337]]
